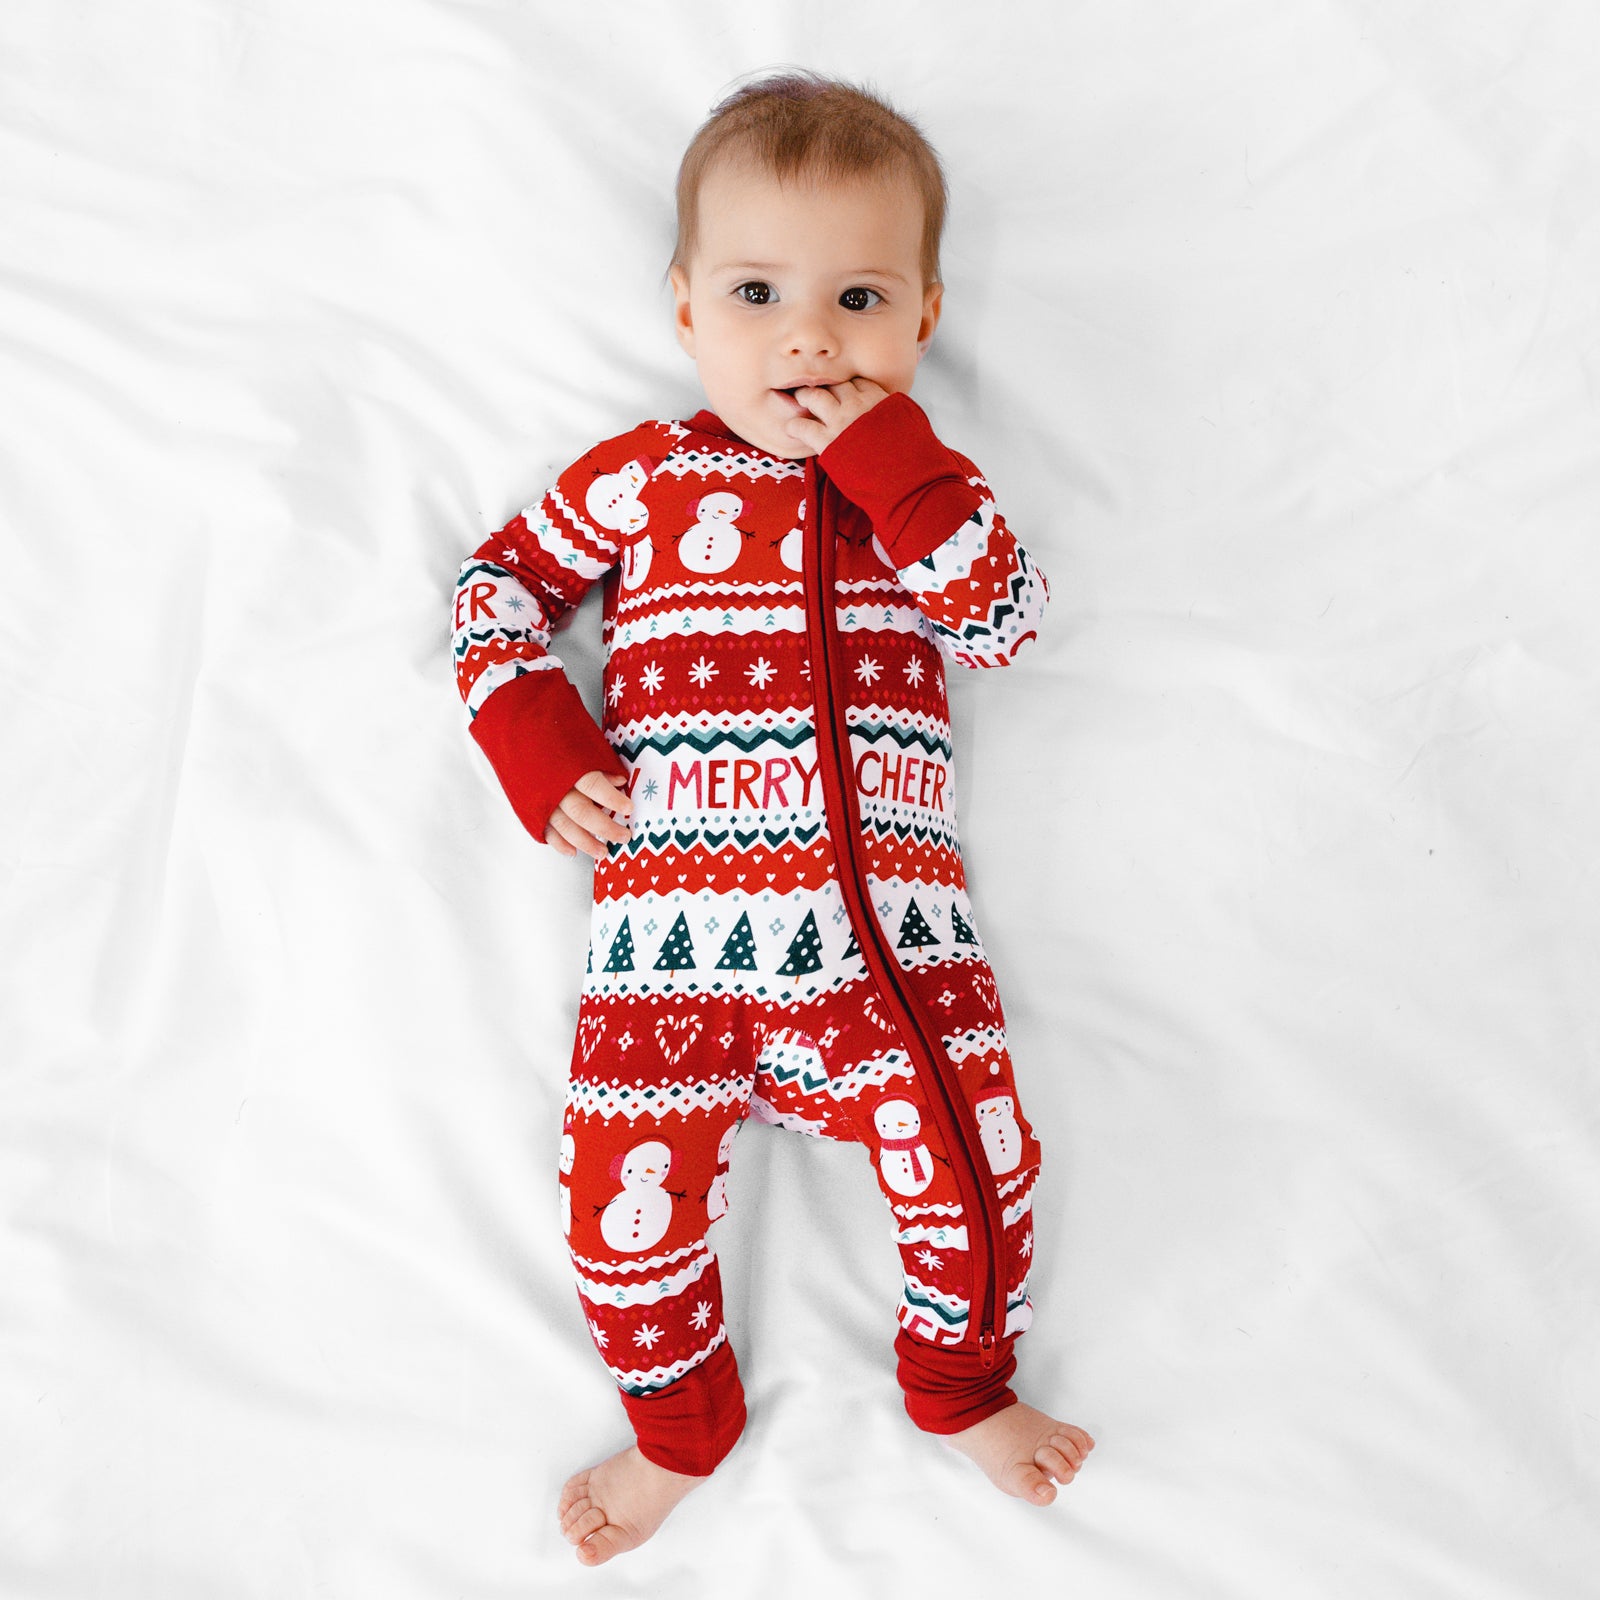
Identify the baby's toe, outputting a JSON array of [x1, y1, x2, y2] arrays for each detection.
[[1036, 1443, 1078, 1484], [1009, 1461, 1058, 1505], [557, 1471, 590, 1520], [575, 1522, 637, 1567], [562, 1503, 606, 1544]]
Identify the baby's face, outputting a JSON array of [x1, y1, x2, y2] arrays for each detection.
[[670, 161, 941, 459]]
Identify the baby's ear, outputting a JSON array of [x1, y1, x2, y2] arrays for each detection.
[[916, 282, 944, 358], [669, 264, 696, 357]]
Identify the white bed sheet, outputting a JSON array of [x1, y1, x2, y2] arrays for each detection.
[[3, 2, 1598, 1595]]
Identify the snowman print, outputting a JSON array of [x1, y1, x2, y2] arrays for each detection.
[[705, 1120, 741, 1224], [873, 1097, 935, 1197], [778, 499, 805, 573], [584, 458, 655, 589], [600, 1138, 679, 1253], [973, 1086, 1023, 1175], [558, 1112, 576, 1237], [677, 492, 750, 575]]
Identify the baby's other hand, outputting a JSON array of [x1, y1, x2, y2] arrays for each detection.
[[785, 377, 889, 456], [547, 771, 633, 859]]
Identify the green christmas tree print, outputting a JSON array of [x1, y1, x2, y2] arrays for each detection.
[[716, 912, 758, 971], [841, 926, 860, 960], [653, 912, 696, 973], [776, 910, 823, 976], [602, 916, 635, 972], [897, 898, 939, 952], [951, 903, 978, 945]]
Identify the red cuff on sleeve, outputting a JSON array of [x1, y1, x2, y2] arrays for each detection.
[[469, 670, 625, 845], [818, 391, 985, 569]]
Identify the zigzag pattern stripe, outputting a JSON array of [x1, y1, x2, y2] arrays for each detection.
[[616, 720, 816, 759], [654, 452, 802, 484], [900, 1277, 972, 1325], [998, 1169, 1037, 1202], [940, 1027, 1009, 1064], [826, 1049, 916, 1102], [567, 1075, 749, 1123], [611, 1329, 730, 1397], [570, 1240, 711, 1277], [613, 576, 802, 609], [573, 1249, 715, 1311]]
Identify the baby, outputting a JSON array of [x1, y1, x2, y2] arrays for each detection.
[[451, 71, 1093, 1566]]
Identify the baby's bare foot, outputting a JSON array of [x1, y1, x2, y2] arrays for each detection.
[[944, 1401, 1095, 1505], [557, 1445, 703, 1566]]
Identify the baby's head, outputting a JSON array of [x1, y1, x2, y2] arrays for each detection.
[[668, 71, 949, 459]]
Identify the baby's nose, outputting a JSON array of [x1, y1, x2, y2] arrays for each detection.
[[784, 309, 838, 359]]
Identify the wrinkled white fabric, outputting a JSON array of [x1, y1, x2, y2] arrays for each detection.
[[2, 2, 1597, 1596]]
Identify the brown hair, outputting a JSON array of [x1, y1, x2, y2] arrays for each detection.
[[673, 70, 948, 286]]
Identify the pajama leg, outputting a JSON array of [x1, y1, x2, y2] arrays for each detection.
[[562, 989, 755, 1476], [754, 971, 1044, 1434]]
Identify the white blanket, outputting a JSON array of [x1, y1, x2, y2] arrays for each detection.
[[4, 2, 1597, 1594]]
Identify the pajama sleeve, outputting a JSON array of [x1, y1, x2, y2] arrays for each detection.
[[819, 392, 1051, 668], [452, 424, 664, 843]]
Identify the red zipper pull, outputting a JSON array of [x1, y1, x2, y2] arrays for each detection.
[[978, 1328, 997, 1370]]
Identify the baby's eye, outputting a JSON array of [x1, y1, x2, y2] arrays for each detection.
[[735, 281, 774, 305], [839, 287, 882, 312]]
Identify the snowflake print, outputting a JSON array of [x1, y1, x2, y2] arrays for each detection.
[[745, 657, 776, 688], [641, 661, 664, 694], [1020, 1229, 1034, 1259], [937, 989, 957, 1009], [818, 1026, 840, 1050], [641, 778, 659, 801], [616, 1029, 634, 1051], [916, 1249, 944, 1273], [633, 1323, 664, 1350], [607, 675, 625, 705], [855, 655, 882, 685], [903, 657, 923, 685], [689, 1302, 713, 1331], [589, 1322, 608, 1350], [689, 655, 719, 687], [503, 594, 525, 613], [501, 547, 520, 564]]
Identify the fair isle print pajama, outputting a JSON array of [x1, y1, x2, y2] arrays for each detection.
[[454, 394, 1051, 1477]]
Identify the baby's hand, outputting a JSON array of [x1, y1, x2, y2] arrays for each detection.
[[547, 771, 633, 859], [785, 377, 889, 456]]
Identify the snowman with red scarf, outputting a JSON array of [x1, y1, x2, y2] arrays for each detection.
[[872, 1096, 935, 1197]]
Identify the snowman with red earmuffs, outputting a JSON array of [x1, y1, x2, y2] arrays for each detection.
[[677, 491, 750, 574], [599, 1138, 679, 1253]]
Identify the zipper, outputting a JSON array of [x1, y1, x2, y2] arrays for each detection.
[[801, 460, 1004, 1366]]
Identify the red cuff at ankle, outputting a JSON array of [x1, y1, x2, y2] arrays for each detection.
[[619, 1339, 747, 1477], [895, 1328, 1020, 1435]]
